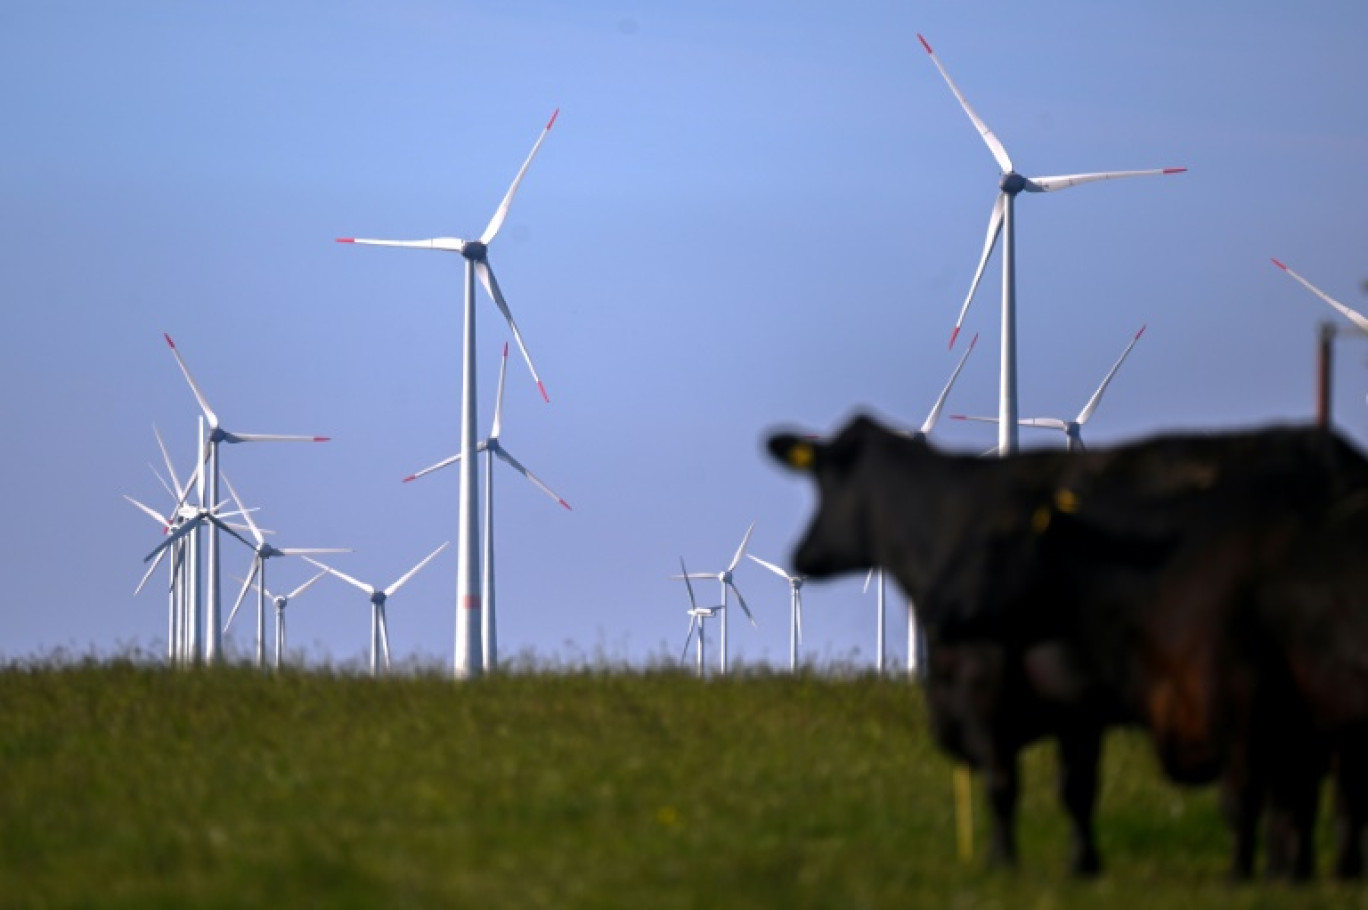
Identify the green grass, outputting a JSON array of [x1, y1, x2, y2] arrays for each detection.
[[2, 660, 1366, 908]]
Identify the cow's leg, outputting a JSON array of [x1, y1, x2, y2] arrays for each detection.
[[1219, 742, 1263, 881], [1057, 723, 1104, 876]]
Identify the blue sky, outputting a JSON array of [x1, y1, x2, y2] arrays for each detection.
[[3, 1, 1367, 672]]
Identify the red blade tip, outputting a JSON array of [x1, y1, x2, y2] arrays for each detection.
[[163, 333, 175, 348], [538, 381, 549, 404], [559, 499, 572, 511], [402, 475, 417, 484], [1162, 168, 1187, 175], [948, 325, 961, 350], [950, 415, 968, 421], [313, 437, 331, 443], [1271, 258, 1288, 271], [546, 109, 560, 130], [917, 34, 932, 54], [336, 238, 355, 244], [968, 332, 979, 350], [502, 342, 509, 357], [1136, 325, 1147, 339]]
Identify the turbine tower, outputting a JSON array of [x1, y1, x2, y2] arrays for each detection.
[[403, 343, 570, 672], [339, 110, 558, 679], [952, 325, 1146, 451], [918, 33, 1183, 456]]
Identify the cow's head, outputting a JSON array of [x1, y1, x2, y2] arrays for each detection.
[[767, 414, 891, 579]]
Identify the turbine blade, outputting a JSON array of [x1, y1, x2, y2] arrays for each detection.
[[152, 424, 185, 500], [225, 560, 261, 632], [917, 34, 1013, 174], [286, 569, 330, 601], [681, 614, 698, 661], [335, 237, 466, 252], [746, 553, 790, 581], [378, 604, 392, 670], [1018, 417, 1070, 431], [274, 547, 353, 557], [679, 557, 699, 610], [134, 546, 169, 596], [950, 414, 1000, 425], [1026, 167, 1186, 193], [1272, 259, 1368, 334], [204, 512, 258, 552], [491, 342, 510, 439], [302, 556, 376, 596], [729, 582, 757, 628], [163, 334, 219, 428], [727, 521, 756, 574], [921, 332, 979, 434], [952, 194, 1005, 347], [144, 514, 205, 563], [863, 568, 875, 595], [222, 432, 330, 444], [124, 494, 171, 530], [218, 471, 265, 546], [480, 108, 559, 245], [384, 541, 450, 597], [1076, 325, 1146, 425], [492, 446, 571, 509], [476, 260, 549, 402], [403, 453, 463, 483]]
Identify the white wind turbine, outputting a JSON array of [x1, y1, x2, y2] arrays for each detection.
[[673, 521, 757, 676], [747, 554, 806, 672], [338, 109, 559, 679], [305, 542, 450, 677], [918, 33, 1184, 456], [219, 472, 351, 669], [952, 325, 1146, 452], [163, 334, 330, 665], [677, 558, 720, 679], [1271, 259, 1368, 334], [403, 342, 570, 672], [233, 569, 328, 670]]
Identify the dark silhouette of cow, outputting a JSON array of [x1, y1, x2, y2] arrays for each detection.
[[767, 413, 1368, 879]]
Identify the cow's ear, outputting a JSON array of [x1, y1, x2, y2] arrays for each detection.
[[768, 433, 820, 473]]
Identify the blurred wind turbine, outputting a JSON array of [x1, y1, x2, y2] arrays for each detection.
[[909, 332, 979, 438], [673, 521, 757, 676], [918, 33, 1183, 456], [1271, 259, 1368, 334], [162, 334, 330, 665], [952, 325, 1146, 451], [305, 542, 450, 677], [233, 570, 329, 670], [338, 109, 559, 679], [677, 558, 720, 679], [220, 472, 350, 669], [403, 343, 570, 671], [748, 554, 805, 672]]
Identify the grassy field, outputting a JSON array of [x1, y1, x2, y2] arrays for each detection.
[[2, 660, 1366, 908]]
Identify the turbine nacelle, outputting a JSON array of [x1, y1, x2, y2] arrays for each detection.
[[460, 240, 489, 262], [1000, 172, 1029, 195]]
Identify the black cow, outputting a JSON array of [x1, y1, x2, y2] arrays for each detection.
[[767, 413, 1368, 878]]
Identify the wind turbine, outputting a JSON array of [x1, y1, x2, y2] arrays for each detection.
[[219, 472, 351, 669], [1271, 259, 1368, 334], [232, 569, 328, 670], [747, 554, 806, 672], [677, 558, 720, 678], [403, 342, 570, 671], [673, 521, 757, 675], [339, 109, 558, 679], [908, 332, 979, 439], [162, 334, 330, 665], [305, 542, 450, 677], [918, 33, 1183, 456], [952, 325, 1146, 452]]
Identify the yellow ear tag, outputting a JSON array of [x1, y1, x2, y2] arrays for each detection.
[[1031, 505, 1052, 534], [788, 442, 815, 471], [1054, 488, 1078, 514]]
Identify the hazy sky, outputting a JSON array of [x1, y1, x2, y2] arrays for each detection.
[[3, 1, 1367, 672]]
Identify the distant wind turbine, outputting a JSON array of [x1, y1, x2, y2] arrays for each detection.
[[219, 472, 350, 668], [339, 109, 559, 679], [305, 542, 450, 677], [162, 334, 329, 665], [952, 325, 1146, 451], [403, 343, 570, 671], [672, 522, 757, 676], [918, 33, 1183, 456], [233, 569, 328, 670], [863, 568, 888, 676], [677, 558, 720, 679], [747, 554, 806, 672]]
